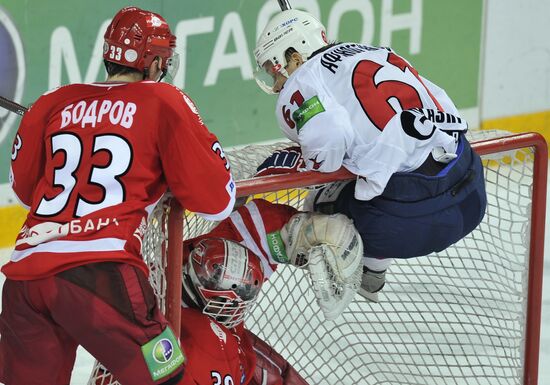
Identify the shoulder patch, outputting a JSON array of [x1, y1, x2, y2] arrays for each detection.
[[141, 326, 185, 381], [292, 95, 325, 132]]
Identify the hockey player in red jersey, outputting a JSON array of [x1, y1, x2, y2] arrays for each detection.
[[0, 7, 235, 385], [253, 10, 486, 301], [178, 199, 364, 385], [178, 237, 308, 385]]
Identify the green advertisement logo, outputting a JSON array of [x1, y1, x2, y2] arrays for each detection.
[[267, 231, 289, 263], [142, 327, 185, 381], [0, 0, 482, 186], [293, 95, 326, 132]]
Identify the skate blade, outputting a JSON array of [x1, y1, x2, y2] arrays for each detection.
[[358, 289, 379, 303]]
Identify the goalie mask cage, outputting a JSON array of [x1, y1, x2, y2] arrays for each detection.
[[89, 131, 546, 385]]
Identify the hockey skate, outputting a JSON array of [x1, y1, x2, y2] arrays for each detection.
[[358, 266, 386, 303]]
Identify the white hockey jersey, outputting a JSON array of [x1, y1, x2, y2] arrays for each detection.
[[275, 43, 467, 200]]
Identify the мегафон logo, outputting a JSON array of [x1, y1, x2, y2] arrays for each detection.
[[153, 338, 174, 363]]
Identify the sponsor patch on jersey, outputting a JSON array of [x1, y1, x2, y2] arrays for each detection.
[[267, 231, 289, 263], [141, 327, 185, 381], [292, 95, 325, 132]]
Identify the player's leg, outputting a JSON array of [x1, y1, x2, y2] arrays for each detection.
[[306, 136, 486, 298], [355, 136, 486, 258], [303, 180, 388, 300], [50, 262, 185, 385], [0, 279, 78, 385]]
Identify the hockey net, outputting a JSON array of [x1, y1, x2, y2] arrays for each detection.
[[89, 130, 546, 385]]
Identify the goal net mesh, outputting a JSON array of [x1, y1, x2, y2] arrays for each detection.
[[89, 130, 544, 385]]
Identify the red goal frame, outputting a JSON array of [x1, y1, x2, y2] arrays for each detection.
[[163, 132, 547, 385]]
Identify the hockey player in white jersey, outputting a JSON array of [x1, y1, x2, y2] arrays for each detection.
[[253, 9, 487, 300]]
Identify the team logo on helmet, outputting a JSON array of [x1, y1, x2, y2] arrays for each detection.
[[124, 49, 138, 62], [152, 339, 174, 363], [149, 15, 163, 27], [0, 7, 25, 145], [192, 242, 206, 265]]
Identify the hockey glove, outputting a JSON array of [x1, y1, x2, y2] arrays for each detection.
[[280, 212, 363, 320], [255, 146, 305, 177]]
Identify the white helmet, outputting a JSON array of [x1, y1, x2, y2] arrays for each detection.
[[254, 9, 328, 94]]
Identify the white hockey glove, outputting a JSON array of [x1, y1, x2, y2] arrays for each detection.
[[280, 213, 363, 320]]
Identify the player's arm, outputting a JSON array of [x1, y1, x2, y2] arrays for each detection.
[[183, 199, 298, 278], [215, 200, 363, 318], [159, 87, 235, 221], [245, 329, 309, 385], [9, 95, 50, 208], [275, 76, 355, 173]]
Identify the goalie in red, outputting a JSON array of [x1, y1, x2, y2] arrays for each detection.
[[178, 198, 364, 384]]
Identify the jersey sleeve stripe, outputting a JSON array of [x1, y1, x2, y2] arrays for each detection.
[[11, 238, 127, 262], [228, 211, 275, 278], [244, 201, 279, 266]]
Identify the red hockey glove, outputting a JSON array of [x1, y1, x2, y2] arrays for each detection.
[[255, 146, 305, 177]]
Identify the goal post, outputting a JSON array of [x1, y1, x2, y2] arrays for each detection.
[[236, 131, 547, 385], [89, 131, 547, 385]]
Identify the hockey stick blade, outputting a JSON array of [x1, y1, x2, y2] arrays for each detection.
[[0, 95, 27, 116], [277, 0, 292, 11]]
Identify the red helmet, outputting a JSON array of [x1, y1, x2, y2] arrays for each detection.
[[183, 238, 265, 328], [103, 7, 176, 75]]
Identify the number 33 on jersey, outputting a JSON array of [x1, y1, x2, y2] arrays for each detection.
[[6, 81, 235, 280]]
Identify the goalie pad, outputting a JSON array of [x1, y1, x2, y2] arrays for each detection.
[[281, 213, 363, 320], [255, 146, 305, 177]]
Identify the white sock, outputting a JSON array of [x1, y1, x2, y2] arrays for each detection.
[[363, 257, 394, 272]]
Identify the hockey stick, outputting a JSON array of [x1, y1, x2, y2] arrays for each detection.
[[0, 95, 27, 116], [277, 0, 292, 11]]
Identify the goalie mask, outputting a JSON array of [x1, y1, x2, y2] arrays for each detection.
[[183, 238, 264, 329], [103, 7, 178, 80], [254, 9, 328, 94]]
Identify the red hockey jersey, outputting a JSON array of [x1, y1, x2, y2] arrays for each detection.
[[180, 199, 305, 385], [178, 308, 255, 385], [4, 81, 235, 280], [179, 308, 308, 385], [186, 199, 298, 279]]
